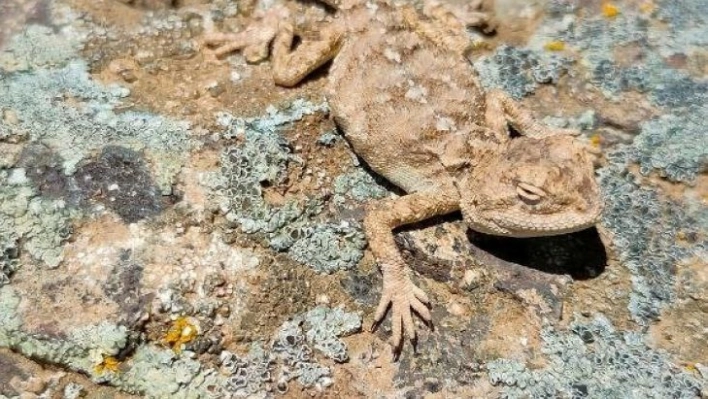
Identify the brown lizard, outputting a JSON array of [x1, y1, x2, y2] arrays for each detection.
[[203, 0, 603, 355]]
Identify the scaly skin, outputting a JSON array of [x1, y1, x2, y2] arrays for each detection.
[[203, 0, 603, 357]]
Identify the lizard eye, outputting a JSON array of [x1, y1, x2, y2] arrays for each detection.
[[516, 182, 546, 204]]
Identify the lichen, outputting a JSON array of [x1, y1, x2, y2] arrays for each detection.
[[630, 109, 708, 184], [474, 45, 572, 99], [74, 145, 166, 222], [0, 305, 129, 376], [0, 286, 229, 398], [598, 148, 707, 323], [0, 228, 19, 287], [208, 100, 369, 273], [163, 317, 200, 353], [221, 306, 361, 396], [0, 60, 193, 191], [287, 223, 367, 274], [0, 286, 22, 343], [221, 344, 275, 396], [487, 315, 703, 399], [0, 170, 73, 269], [530, 1, 708, 106], [108, 345, 228, 398], [301, 306, 362, 363], [333, 169, 389, 205], [0, 24, 85, 71], [316, 131, 339, 147], [0, 24, 197, 273]]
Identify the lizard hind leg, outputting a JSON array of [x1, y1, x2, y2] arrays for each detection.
[[364, 190, 460, 356], [200, 5, 289, 63]]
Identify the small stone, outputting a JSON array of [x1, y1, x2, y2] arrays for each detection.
[[217, 305, 231, 318], [3, 108, 19, 124], [206, 81, 225, 97], [316, 294, 330, 305], [63, 382, 84, 399], [23, 377, 46, 394], [462, 269, 483, 289], [447, 300, 468, 316], [108, 58, 139, 83]]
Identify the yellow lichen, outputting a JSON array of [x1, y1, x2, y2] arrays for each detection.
[[94, 355, 120, 374], [589, 134, 602, 148], [602, 2, 620, 18], [544, 40, 566, 51], [164, 316, 199, 353]]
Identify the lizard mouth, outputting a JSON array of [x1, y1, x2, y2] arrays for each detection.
[[487, 203, 603, 237]]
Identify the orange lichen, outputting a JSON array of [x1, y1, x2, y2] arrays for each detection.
[[602, 3, 620, 18], [94, 355, 120, 374], [163, 316, 199, 353], [544, 40, 566, 51], [589, 134, 602, 148]]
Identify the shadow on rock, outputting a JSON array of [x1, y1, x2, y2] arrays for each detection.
[[467, 227, 607, 280]]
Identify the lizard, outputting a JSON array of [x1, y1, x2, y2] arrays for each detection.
[[202, 0, 604, 355]]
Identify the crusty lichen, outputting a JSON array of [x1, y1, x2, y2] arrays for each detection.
[[206, 100, 370, 274], [0, 285, 229, 398], [598, 148, 707, 324], [474, 44, 572, 99], [0, 169, 73, 269], [221, 306, 361, 396], [488, 315, 702, 398]]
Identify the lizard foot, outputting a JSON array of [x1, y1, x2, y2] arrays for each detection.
[[371, 274, 432, 358], [200, 5, 290, 63]]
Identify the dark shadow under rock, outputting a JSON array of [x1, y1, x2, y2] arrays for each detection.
[[467, 227, 608, 280], [391, 219, 607, 320]]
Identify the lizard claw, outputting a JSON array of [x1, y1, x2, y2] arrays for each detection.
[[371, 276, 432, 356]]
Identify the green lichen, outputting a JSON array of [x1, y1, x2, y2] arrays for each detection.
[[209, 100, 369, 274], [288, 223, 367, 275], [0, 59, 194, 193], [106, 345, 227, 398], [222, 306, 361, 396], [530, 2, 708, 107], [0, 170, 73, 270], [0, 288, 128, 374], [487, 316, 702, 399], [333, 169, 389, 205], [0, 24, 85, 71], [598, 149, 707, 323], [0, 286, 229, 398], [0, 286, 22, 343], [474, 45, 572, 99], [630, 109, 708, 184]]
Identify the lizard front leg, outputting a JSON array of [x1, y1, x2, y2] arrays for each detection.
[[485, 89, 580, 139], [271, 23, 343, 87], [364, 190, 460, 356]]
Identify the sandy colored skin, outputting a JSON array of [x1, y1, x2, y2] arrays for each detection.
[[203, 0, 603, 356]]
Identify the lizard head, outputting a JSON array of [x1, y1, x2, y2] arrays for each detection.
[[459, 134, 603, 237]]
